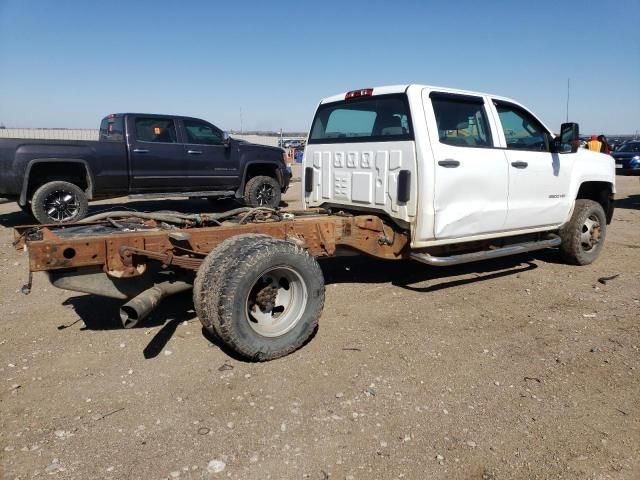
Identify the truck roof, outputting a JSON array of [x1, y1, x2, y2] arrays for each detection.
[[319, 84, 520, 106], [105, 113, 210, 122], [318, 84, 550, 134]]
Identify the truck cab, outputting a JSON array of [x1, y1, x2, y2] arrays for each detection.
[[303, 85, 615, 248]]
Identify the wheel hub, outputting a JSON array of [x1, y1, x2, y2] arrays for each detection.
[[245, 267, 307, 337], [580, 215, 601, 251], [254, 282, 279, 313], [256, 185, 274, 206], [44, 190, 79, 222]]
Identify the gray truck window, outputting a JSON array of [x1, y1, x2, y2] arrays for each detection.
[[184, 120, 223, 145], [99, 116, 124, 142], [308, 94, 413, 144], [432, 97, 492, 147], [135, 118, 178, 143], [495, 102, 548, 151]]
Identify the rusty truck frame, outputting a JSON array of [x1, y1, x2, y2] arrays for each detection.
[[14, 206, 562, 360]]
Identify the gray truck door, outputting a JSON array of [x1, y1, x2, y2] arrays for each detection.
[[128, 116, 190, 191]]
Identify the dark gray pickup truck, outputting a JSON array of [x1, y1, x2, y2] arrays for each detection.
[[0, 113, 291, 223]]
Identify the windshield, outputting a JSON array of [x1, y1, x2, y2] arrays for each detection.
[[617, 142, 640, 152], [308, 94, 413, 144]]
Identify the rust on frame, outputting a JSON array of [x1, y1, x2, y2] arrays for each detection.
[[23, 214, 409, 277]]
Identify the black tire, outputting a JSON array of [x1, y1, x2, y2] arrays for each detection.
[[243, 175, 281, 208], [198, 238, 325, 361], [193, 233, 271, 337], [559, 199, 607, 265], [30, 181, 88, 224]]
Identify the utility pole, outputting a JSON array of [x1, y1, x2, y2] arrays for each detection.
[[565, 78, 570, 123], [240, 108, 243, 134]]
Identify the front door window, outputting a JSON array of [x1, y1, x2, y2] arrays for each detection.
[[495, 102, 548, 151]]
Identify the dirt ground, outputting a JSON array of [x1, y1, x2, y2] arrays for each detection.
[[1, 173, 639, 480]]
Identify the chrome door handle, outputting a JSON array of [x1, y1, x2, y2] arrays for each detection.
[[133, 148, 149, 153], [187, 150, 203, 155], [511, 161, 528, 169], [438, 159, 460, 168]]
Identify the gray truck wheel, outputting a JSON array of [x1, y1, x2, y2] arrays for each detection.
[[243, 175, 281, 208], [193, 234, 271, 337], [31, 181, 88, 224], [559, 199, 607, 265], [196, 237, 325, 361]]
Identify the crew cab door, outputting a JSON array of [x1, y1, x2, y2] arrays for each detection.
[[128, 116, 189, 191], [179, 118, 239, 189], [425, 91, 508, 239], [490, 100, 575, 229]]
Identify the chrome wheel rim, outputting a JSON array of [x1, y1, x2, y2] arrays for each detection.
[[255, 184, 275, 206], [580, 214, 601, 252], [43, 189, 80, 222], [245, 266, 307, 337]]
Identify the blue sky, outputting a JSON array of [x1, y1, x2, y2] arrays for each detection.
[[0, 0, 638, 134]]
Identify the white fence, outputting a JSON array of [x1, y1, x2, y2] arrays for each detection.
[[0, 128, 99, 141], [0, 128, 303, 147]]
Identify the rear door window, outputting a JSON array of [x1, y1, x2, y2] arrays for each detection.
[[135, 117, 178, 143], [431, 94, 492, 147], [308, 94, 413, 144]]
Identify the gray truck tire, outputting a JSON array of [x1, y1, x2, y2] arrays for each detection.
[[559, 199, 607, 265], [31, 181, 88, 224], [243, 175, 281, 208], [193, 234, 271, 337], [195, 237, 325, 361]]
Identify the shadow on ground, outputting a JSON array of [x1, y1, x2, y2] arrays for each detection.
[[615, 194, 640, 211], [319, 254, 539, 292], [63, 291, 197, 360], [60, 252, 543, 360]]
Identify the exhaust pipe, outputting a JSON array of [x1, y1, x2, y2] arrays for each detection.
[[119, 281, 192, 328]]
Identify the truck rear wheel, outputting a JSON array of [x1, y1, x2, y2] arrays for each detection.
[[31, 181, 88, 224], [193, 233, 270, 337], [195, 237, 325, 361], [243, 175, 281, 208], [559, 199, 607, 265]]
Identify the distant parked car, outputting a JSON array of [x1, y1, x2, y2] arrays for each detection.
[[612, 140, 640, 174], [609, 138, 627, 151], [280, 139, 305, 149]]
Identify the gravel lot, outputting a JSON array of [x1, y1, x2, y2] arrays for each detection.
[[1, 173, 638, 479]]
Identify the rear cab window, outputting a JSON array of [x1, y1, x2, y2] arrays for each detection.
[[99, 116, 124, 142], [308, 94, 413, 144], [135, 117, 178, 143]]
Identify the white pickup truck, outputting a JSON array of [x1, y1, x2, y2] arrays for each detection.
[[16, 84, 615, 361], [304, 84, 615, 265]]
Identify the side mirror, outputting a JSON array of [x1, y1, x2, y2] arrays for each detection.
[[552, 122, 580, 153], [222, 131, 231, 147]]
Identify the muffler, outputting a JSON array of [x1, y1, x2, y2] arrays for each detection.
[[119, 281, 192, 328]]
